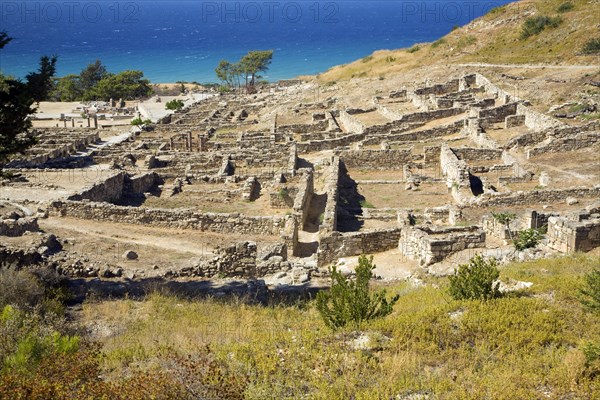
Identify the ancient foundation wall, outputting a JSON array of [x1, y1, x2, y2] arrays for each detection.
[[293, 170, 314, 227], [338, 110, 366, 134], [473, 187, 600, 207], [49, 200, 287, 235], [67, 171, 126, 203], [0, 217, 39, 237], [399, 225, 486, 266], [335, 148, 413, 169], [452, 148, 503, 162], [547, 217, 600, 252], [321, 157, 341, 233], [317, 228, 402, 267]]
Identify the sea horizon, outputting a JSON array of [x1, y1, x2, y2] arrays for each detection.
[[0, 0, 514, 83]]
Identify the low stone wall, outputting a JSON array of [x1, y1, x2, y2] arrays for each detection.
[[473, 187, 600, 207], [440, 144, 469, 187], [397, 107, 464, 124], [49, 200, 287, 235], [338, 110, 366, 134], [547, 216, 600, 252], [527, 132, 600, 158], [68, 171, 126, 203], [335, 148, 413, 169], [270, 186, 297, 209], [423, 145, 441, 163], [516, 103, 564, 131], [321, 157, 341, 233], [275, 119, 329, 134], [367, 120, 462, 145], [127, 172, 159, 195], [453, 148, 503, 162], [296, 133, 365, 153], [476, 102, 517, 124], [399, 225, 486, 266], [293, 170, 314, 227], [317, 228, 402, 267], [0, 217, 39, 237]]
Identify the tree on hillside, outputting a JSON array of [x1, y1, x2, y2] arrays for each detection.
[[0, 31, 45, 171], [24, 55, 58, 103], [52, 74, 83, 101], [239, 50, 273, 91], [83, 70, 152, 101], [79, 60, 108, 93], [215, 60, 235, 88], [215, 50, 273, 93]]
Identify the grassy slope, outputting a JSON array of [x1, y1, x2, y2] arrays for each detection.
[[83, 253, 600, 399], [317, 0, 599, 83]]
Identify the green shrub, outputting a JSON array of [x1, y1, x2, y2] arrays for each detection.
[[316, 255, 399, 329], [131, 117, 152, 126], [361, 55, 373, 63], [513, 228, 543, 250], [491, 212, 516, 225], [431, 38, 446, 48], [385, 56, 396, 63], [165, 99, 185, 111], [557, 2, 574, 13], [277, 187, 289, 199], [580, 268, 600, 315], [582, 38, 600, 55], [407, 45, 420, 53], [520, 15, 563, 39], [448, 254, 501, 301]]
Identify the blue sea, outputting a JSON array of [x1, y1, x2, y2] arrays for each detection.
[[0, 1, 514, 83]]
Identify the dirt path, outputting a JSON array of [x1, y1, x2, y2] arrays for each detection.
[[456, 63, 598, 70], [41, 217, 216, 257]]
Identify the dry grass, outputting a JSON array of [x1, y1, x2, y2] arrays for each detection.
[[317, 0, 599, 84], [76, 253, 600, 398]]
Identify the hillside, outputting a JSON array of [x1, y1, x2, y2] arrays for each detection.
[[317, 0, 599, 83]]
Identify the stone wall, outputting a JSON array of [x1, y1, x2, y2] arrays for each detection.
[[363, 121, 462, 146], [440, 144, 469, 187], [335, 148, 413, 169], [473, 187, 600, 207], [293, 170, 314, 227], [183, 241, 290, 278], [476, 102, 517, 123], [338, 110, 366, 134], [452, 148, 503, 162], [546, 216, 600, 252], [0, 217, 39, 237], [49, 200, 287, 235], [516, 103, 564, 131], [270, 186, 297, 209], [399, 225, 485, 266], [321, 157, 341, 233], [527, 132, 600, 158], [317, 228, 402, 267], [296, 133, 364, 153], [67, 171, 126, 203], [127, 172, 159, 195], [274, 119, 329, 134]]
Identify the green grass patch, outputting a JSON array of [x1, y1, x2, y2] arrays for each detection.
[[557, 2, 574, 13], [582, 38, 600, 55], [521, 15, 563, 39], [431, 38, 447, 48]]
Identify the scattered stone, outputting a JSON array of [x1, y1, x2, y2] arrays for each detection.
[[122, 250, 138, 260]]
